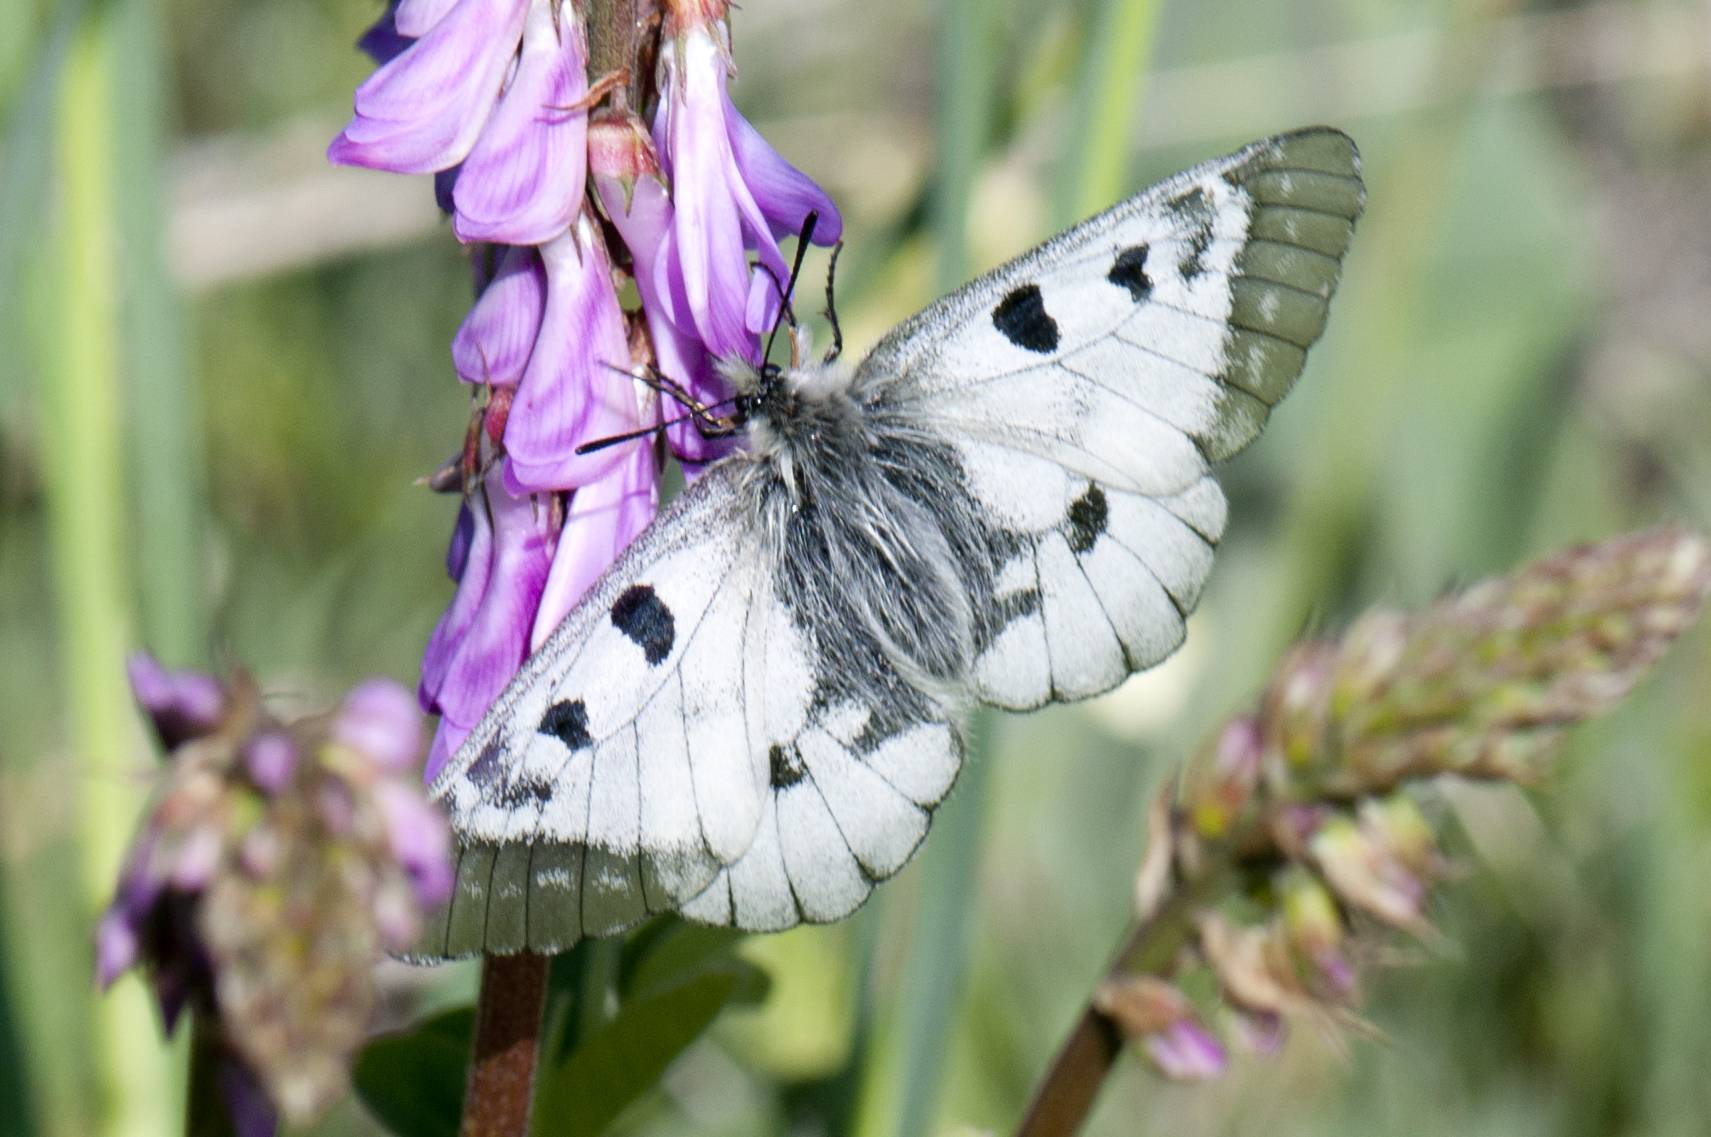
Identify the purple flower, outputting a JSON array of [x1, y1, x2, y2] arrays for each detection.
[[452, 245, 546, 388], [97, 667, 453, 1129], [376, 781, 456, 905], [590, 109, 736, 467], [420, 459, 554, 781], [532, 444, 659, 650], [651, 7, 841, 360], [451, 0, 588, 244], [502, 217, 650, 493], [333, 0, 587, 246], [329, 0, 529, 178]]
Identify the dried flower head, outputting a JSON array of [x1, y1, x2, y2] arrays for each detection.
[[98, 659, 454, 1131], [1106, 528, 1711, 1079]]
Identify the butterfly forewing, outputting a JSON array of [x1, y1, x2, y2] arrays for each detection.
[[864, 127, 1362, 710]]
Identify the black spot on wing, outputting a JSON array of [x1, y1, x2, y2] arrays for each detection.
[[468, 738, 505, 788], [498, 778, 553, 809], [1107, 245, 1153, 301], [1180, 224, 1213, 280], [991, 284, 1059, 353], [611, 584, 675, 665], [1066, 484, 1109, 554], [769, 744, 806, 789], [539, 699, 592, 750]]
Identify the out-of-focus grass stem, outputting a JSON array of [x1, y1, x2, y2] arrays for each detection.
[[1056, 0, 1164, 224], [41, 10, 181, 1136], [111, 0, 206, 664]]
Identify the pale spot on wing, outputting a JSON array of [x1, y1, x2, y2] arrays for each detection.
[[864, 724, 960, 809], [1036, 532, 1126, 698], [727, 798, 797, 931], [1104, 490, 1217, 611], [797, 729, 928, 878], [536, 747, 592, 843], [1075, 531, 1186, 670], [777, 783, 869, 922], [975, 611, 1052, 710], [585, 729, 640, 854], [955, 442, 1073, 531], [1154, 476, 1228, 543]]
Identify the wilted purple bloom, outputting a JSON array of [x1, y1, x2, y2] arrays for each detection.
[[332, 679, 425, 774], [128, 652, 225, 750], [243, 732, 297, 795], [651, 10, 841, 359], [452, 244, 546, 387], [1144, 1019, 1229, 1082], [98, 668, 452, 1130], [375, 780, 456, 904], [502, 217, 649, 494], [420, 459, 554, 781]]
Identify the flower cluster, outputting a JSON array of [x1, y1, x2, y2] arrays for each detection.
[[330, 0, 841, 779], [1104, 528, 1711, 1080], [97, 657, 454, 1135]]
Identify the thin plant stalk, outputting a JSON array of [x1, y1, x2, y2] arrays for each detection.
[[43, 11, 180, 1136]]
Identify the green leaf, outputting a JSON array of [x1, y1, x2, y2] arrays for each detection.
[[531, 960, 767, 1137], [620, 919, 749, 1001], [353, 1006, 474, 1137]]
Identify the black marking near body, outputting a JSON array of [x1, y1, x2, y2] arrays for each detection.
[[1107, 246, 1153, 301], [1066, 484, 1109, 553], [991, 284, 1059, 353], [1180, 224, 1214, 280], [994, 588, 1040, 626], [610, 584, 675, 665], [539, 698, 592, 751], [498, 778, 554, 809], [768, 744, 806, 789], [467, 738, 505, 787]]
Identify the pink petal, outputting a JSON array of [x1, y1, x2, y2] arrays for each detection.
[[329, 0, 529, 173], [422, 464, 553, 731], [451, 245, 546, 386], [725, 102, 842, 244], [420, 497, 495, 713], [394, 0, 459, 37], [452, 0, 588, 244], [530, 445, 660, 650], [503, 224, 646, 491]]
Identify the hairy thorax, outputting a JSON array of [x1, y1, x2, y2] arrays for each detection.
[[722, 355, 989, 710]]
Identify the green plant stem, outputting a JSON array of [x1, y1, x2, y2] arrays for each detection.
[[43, 12, 180, 1136], [462, 953, 551, 1137]]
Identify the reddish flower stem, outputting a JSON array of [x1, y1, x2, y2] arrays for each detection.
[[461, 952, 551, 1137], [1013, 864, 1232, 1137]]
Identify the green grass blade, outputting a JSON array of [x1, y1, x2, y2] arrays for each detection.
[[1055, 0, 1165, 224], [108, 0, 206, 665], [36, 12, 182, 1135]]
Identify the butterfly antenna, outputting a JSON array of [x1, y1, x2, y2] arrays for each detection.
[[761, 210, 818, 372], [822, 239, 845, 363]]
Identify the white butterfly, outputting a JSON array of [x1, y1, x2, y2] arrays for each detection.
[[419, 127, 1364, 958]]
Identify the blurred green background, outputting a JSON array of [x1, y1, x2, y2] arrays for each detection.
[[6, 0, 1711, 1134]]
